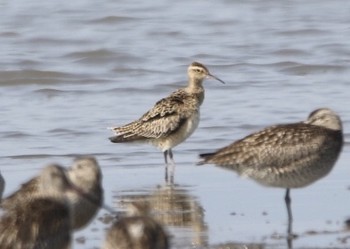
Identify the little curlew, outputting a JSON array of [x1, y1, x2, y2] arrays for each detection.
[[109, 62, 225, 181], [198, 108, 343, 238], [0, 164, 73, 249]]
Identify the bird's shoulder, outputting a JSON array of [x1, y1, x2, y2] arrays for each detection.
[[214, 122, 340, 159], [200, 122, 343, 171], [141, 88, 196, 122], [1, 177, 39, 209], [241, 122, 336, 146]]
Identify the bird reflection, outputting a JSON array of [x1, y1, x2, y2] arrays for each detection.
[[287, 236, 293, 249], [102, 201, 169, 249], [113, 183, 208, 248], [211, 242, 265, 249]]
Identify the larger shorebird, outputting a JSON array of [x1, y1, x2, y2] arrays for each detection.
[[198, 108, 343, 239], [109, 62, 225, 180]]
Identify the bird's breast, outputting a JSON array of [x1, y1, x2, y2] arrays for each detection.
[[154, 111, 200, 151]]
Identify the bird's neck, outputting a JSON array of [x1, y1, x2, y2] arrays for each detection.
[[185, 78, 205, 105], [186, 78, 204, 91]]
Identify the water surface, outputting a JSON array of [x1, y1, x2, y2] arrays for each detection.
[[1, 1, 350, 248]]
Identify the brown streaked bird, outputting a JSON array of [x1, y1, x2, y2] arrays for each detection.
[[1, 171, 53, 210], [102, 202, 169, 249], [1, 156, 103, 231], [109, 62, 225, 181], [0, 164, 73, 249], [198, 108, 343, 239]]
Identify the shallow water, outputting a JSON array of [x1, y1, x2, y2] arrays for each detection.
[[1, 0, 350, 248]]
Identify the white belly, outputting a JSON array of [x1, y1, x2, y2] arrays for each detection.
[[154, 112, 200, 151]]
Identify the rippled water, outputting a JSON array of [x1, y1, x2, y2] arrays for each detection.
[[1, 0, 350, 248]]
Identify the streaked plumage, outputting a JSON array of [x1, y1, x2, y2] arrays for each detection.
[[0, 164, 72, 249], [109, 62, 224, 180], [198, 108, 343, 235], [1, 156, 103, 231], [1, 171, 52, 209], [102, 202, 169, 249]]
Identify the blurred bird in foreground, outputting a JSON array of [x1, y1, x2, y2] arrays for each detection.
[[1, 156, 103, 230], [102, 201, 169, 249], [0, 164, 73, 249]]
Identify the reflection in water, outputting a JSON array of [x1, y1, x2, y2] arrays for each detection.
[[287, 233, 293, 249], [102, 202, 169, 249], [113, 184, 208, 248], [211, 242, 264, 249]]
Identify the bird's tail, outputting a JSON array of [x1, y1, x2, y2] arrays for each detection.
[[109, 133, 144, 143], [197, 152, 216, 165], [108, 122, 146, 143]]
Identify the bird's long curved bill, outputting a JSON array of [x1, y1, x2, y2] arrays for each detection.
[[208, 74, 225, 84]]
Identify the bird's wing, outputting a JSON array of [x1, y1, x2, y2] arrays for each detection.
[[111, 90, 197, 139], [0, 177, 39, 209], [134, 91, 196, 138], [199, 123, 337, 170]]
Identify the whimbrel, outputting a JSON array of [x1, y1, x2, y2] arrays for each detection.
[[109, 62, 225, 181], [198, 108, 343, 238]]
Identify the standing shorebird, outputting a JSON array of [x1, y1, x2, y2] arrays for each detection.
[[0, 164, 73, 249], [109, 62, 225, 181], [102, 202, 169, 249], [198, 108, 343, 240], [1, 157, 103, 231]]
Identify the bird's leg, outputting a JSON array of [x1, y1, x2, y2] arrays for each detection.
[[164, 150, 169, 182], [164, 150, 175, 184], [286, 235, 293, 249], [285, 188, 294, 248], [285, 188, 293, 231], [168, 149, 175, 184], [168, 149, 174, 164]]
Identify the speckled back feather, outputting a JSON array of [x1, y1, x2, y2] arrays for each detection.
[[110, 88, 201, 142]]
